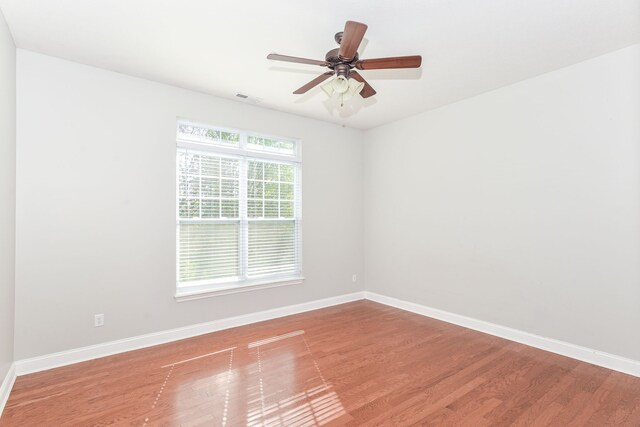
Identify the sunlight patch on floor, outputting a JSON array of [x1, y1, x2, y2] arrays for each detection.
[[245, 330, 347, 426]]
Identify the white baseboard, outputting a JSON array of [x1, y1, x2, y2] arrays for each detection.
[[13, 290, 640, 380], [365, 291, 640, 378], [0, 363, 16, 416], [14, 292, 366, 376]]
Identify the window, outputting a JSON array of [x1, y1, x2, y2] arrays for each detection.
[[176, 120, 302, 299]]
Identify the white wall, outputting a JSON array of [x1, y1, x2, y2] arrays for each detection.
[[14, 43, 640, 364], [15, 50, 364, 360], [0, 10, 16, 381], [364, 44, 640, 361]]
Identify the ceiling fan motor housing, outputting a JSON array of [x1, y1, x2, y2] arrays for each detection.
[[325, 48, 359, 73]]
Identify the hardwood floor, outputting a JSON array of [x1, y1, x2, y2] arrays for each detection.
[[2, 300, 640, 426]]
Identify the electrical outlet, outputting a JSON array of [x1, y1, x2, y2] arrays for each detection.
[[94, 313, 105, 327], [352, 274, 357, 283]]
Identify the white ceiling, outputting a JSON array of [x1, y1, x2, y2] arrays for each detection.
[[1, 0, 639, 129]]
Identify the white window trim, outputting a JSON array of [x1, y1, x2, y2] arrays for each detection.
[[175, 120, 303, 300], [175, 276, 305, 302]]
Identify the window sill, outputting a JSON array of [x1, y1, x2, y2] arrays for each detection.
[[174, 277, 305, 302]]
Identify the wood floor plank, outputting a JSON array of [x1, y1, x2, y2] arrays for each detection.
[[2, 300, 640, 426]]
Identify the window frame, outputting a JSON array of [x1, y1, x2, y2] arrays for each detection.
[[175, 120, 303, 301]]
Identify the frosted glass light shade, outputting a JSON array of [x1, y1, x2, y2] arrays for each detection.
[[332, 75, 349, 93], [321, 76, 364, 100]]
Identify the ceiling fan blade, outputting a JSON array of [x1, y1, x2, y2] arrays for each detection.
[[350, 71, 377, 98], [338, 21, 368, 60], [293, 71, 334, 94], [267, 53, 327, 67], [356, 55, 422, 70]]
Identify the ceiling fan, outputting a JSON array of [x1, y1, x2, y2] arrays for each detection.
[[267, 20, 422, 101]]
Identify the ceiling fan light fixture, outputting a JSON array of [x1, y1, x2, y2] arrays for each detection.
[[348, 78, 364, 96], [341, 78, 366, 103], [332, 75, 350, 94], [322, 75, 364, 100], [321, 79, 334, 97]]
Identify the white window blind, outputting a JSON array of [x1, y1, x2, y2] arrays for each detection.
[[176, 121, 302, 297]]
